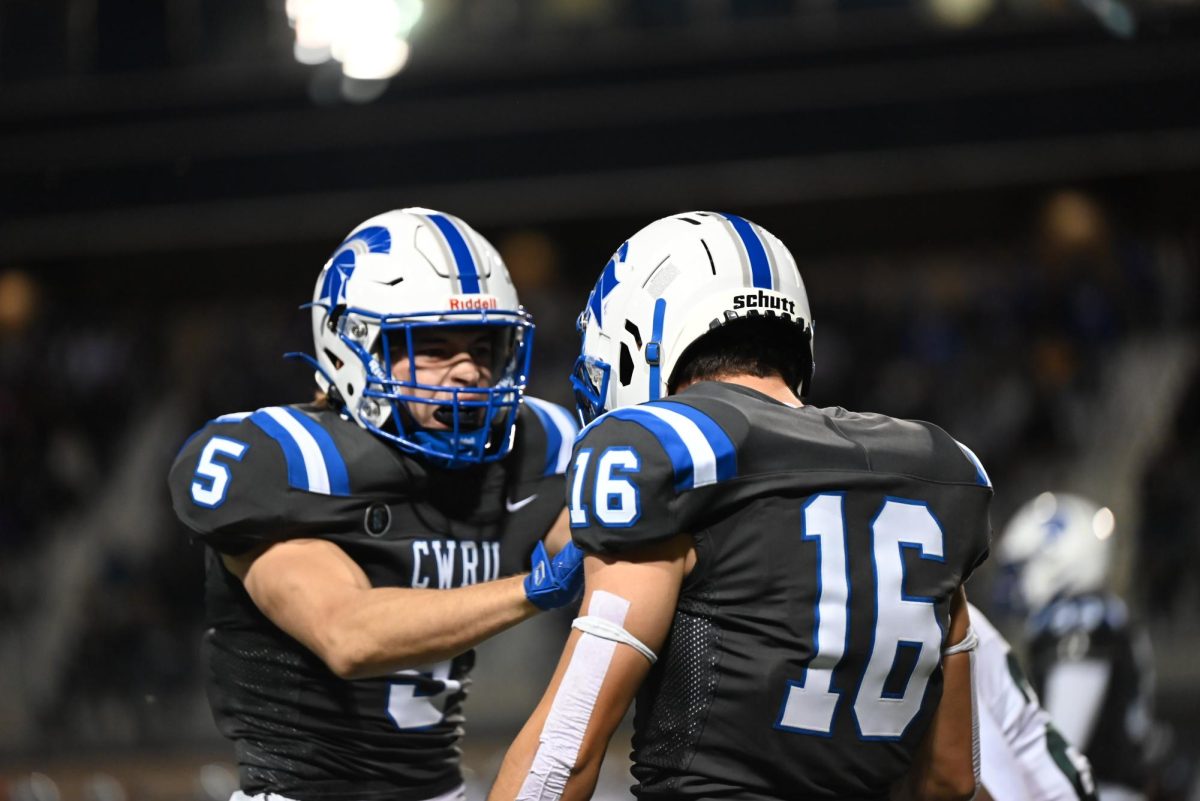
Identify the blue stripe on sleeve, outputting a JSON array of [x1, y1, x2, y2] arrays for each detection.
[[280, 407, 352, 496], [427, 214, 481, 294], [607, 407, 694, 490], [249, 411, 309, 492], [720, 213, 772, 289], [954, 439, 992, 488], [655, 401, 738, 482]]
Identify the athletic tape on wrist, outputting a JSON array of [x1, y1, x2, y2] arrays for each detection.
[[516, 590, 632, 801]]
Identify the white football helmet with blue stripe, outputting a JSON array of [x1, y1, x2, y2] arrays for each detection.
[[997, 492, 1116, 612], [572, 211, 814, 422], [304, 208, 534, 466]]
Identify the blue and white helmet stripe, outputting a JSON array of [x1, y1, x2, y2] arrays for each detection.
[[524, 397, 579, 476], [249, 407, 351, 496], [719, 212, 774, 290], [425, 212, 482, 294], [603, 403, 737, 491], [954, 439, 992, 488]]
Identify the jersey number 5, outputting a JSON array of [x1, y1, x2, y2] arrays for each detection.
[[777, 493, 946, 741], [190, 436, 249, 508]]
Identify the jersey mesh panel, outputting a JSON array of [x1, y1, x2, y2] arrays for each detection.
[[635, 604, 721, 776]]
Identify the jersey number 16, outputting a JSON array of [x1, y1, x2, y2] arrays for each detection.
[[777, 492, 947, 741]]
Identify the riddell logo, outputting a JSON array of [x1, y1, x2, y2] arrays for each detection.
[[448, 295, 499, 310], [732, 290, 796, 314]]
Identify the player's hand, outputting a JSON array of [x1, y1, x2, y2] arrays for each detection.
[[524, 541, 585, 610]]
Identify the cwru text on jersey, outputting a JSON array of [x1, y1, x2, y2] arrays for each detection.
[[410, 539, 503, 588]]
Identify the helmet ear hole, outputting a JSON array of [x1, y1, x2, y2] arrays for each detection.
[[347, 384, 355, 397], [619, 342, 635, 386]]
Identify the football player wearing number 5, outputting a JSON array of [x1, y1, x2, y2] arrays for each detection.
[[490, 212, 992, 801], [168, 209, 583, 801]]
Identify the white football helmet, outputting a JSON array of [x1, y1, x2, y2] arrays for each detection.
[[300, 208, 534, 467], [571, 211, 813, 422], [997, 492, 1116, 612]]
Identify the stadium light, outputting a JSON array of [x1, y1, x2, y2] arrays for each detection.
[[287, 0, 424, 94]]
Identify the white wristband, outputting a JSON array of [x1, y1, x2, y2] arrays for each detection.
[[942, 625, 979, 657], [572, 615, 658, 664]]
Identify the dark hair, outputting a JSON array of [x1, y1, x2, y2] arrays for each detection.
[[668, 316, 812, 395]]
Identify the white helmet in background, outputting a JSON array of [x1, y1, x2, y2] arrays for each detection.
[[997, 492, 1116, 612], [299, 207, 534, 467], [571, 211, 814, 422]]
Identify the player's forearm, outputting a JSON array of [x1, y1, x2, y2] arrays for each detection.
[[901, 587, 977, 801], [323, 575, 538, 679], [489, 709, 603, 801]]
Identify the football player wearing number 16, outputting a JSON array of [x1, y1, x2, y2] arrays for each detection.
[[490, 212, 992, 801], [168, 209, 583, 801]]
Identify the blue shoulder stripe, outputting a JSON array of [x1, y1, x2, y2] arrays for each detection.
[[427, 213, 481, 294], [720, 212, 772, 289], [953, 438, 992, 488], [525, 397, 578, 476], [248, 407, 351, 496], [655, 401, 737, 482], [604, 404, 737, 491], [250, 410, 309, 493], [281, 407, 351, 495]]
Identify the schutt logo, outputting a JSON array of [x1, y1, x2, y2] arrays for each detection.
[[732, 290, 796, 315]]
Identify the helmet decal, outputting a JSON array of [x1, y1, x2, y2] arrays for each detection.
[[320, 225, 392, 306], [585, 240, 629, 329]]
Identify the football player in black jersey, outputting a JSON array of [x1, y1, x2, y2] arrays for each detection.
[[998, 493, 1155, 801], [490, 212, 991, 801], [168, 208, 585, 801]]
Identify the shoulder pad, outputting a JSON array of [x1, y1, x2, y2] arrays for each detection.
[[516, 397, 579, 478], [168, 406, 355, 552], [578, 400, 739, 491], [569, 400, 738, 553]]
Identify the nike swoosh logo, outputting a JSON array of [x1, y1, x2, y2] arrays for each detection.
[[505, 494, 538, 513]]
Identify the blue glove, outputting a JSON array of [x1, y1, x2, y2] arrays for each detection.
[[524, 541, 585, 610]]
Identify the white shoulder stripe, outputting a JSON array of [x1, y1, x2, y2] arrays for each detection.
[[526, 397, 578, 474], [214, 411, 252, 423], [634, 405, 720, 488], [261, 406, 332, 495]]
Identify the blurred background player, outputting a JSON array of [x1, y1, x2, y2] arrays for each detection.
[[490, 212, 990, 801], [997, 492, 1157, 801], [969, 599, 1098, 801], [167, 208, 583, 801]]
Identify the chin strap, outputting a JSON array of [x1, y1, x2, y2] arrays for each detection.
[[408, 428, 487, 469]]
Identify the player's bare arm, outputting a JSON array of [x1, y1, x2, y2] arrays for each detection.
[[224, 538, 577, 679], [541, 506, 573, 554], [895, 585, 977, 801], [488, 534, 693, 801]]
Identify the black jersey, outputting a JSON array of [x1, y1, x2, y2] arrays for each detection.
[[168, 398, 576, 801], [1027, 593, 1151, 793], [567, 382, 992, 801]]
